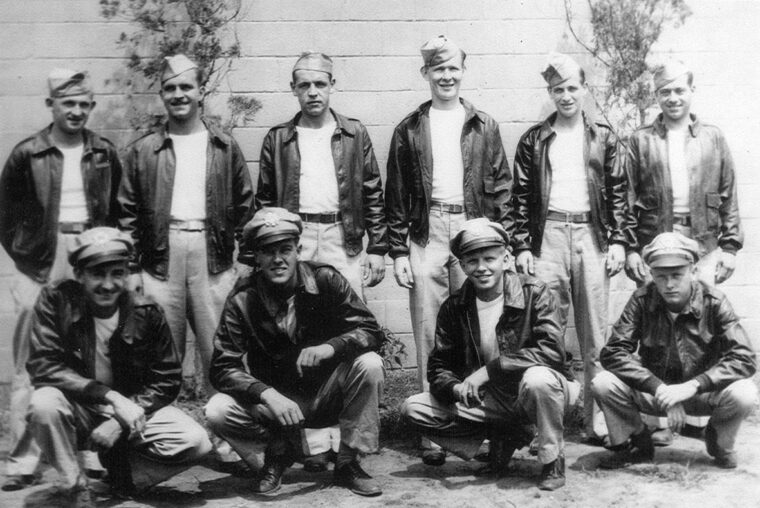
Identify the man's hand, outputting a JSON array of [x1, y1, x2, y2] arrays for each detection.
[[128, 272, 144, 294], [260, 388, 305, 427], [625, 251, 648, 284], [666, 403, 688, 433], [393, 256, 414, 288], [655, 382, 698, 410], [296, 344, 335, 377], [606, 243, 625, 277], [715, 250, 736, 284], [515, 250, 534, 275], [362, 254, 386, 287], [453, 367, 489, 407], [105, 391, 146, 437], [89, 418, 124, 450]]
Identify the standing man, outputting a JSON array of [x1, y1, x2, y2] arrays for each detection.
[[26, 227, 212, 505], [255, 52, 388, 469], [205, 207, 385, 497], [625, 59, 742, 286], [0, 69, 122, 490], [256, 51, 388, 298], [592, 232, 757, 470], [385, 36, 510, 462], [510, 53, 629, 444], [119, 54, 253, 395], [402, 218, 578, 491]]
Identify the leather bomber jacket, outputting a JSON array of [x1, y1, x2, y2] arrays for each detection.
[[427, 271, 574, 405], [385, 99, 511, 258], [118, 121, 253, 279], [510, 112, 631, 255], [625, 114, 743, 253], [209, 261, 384, 404], [601, 281, 756, 395], [255, 110, 388, 257], [0, 126, 122, 282], [27, 280, 181, 416]]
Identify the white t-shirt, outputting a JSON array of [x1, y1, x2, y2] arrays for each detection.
[[169, 130, 208, 220], [58, 144, 88, 223], [430, 104, 466, 204], [94, 311, 119, 387], [476, 294, 504, 363], [297, 120, 340, 213], [667, 127, 690, 214], [548, 122, 590, 213]]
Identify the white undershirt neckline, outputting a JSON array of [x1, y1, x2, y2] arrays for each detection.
[[548, 121, 590, 214], [667, 126, 690, 214], [57, 144, 88, 223], [297, 120, 340, 213], [429, 104, 466, 204], [169, 129, 208, 220]]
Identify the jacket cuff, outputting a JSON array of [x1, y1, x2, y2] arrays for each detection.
[[485, 359, 503, 384], [247, 381, 272, 403], [389, 248, 410, 259], [366, 245, 389, 256], [720, 244, 739, 255], [326, 337, 347, 359], [84, 381, 111, 403], [643, 376, 664, 395], [693, 374, 712, 393]]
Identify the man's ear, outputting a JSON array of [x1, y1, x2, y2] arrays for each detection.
[[419, 66, 429, 80], [45, 97, 54, 108]]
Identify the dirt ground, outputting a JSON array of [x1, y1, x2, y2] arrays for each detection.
[[2, 376, 760, 508]]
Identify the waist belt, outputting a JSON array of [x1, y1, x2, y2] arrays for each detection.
[[298, 212, 342, 224], [59, 222, 90, 234], [169, 219, 206, 231], [546, 210, 591, 223], [430, 201, 464, 214], [672, 214, 691, 227]]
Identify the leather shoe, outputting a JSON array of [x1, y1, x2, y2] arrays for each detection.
[[475, 439, 516, 477], [538, 454, 565, 491], [421, 448, 446, 466], [1, 474, 38, 491], [651, 427, 674, 447], [599, 428, 655, 469], [334, 460, 382, 497], [254, 460, 289, 495], [303, 450, 335, 472], [705, 424, 737, 469]]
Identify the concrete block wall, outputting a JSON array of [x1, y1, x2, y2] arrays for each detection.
[[1, 0, 759, 384]]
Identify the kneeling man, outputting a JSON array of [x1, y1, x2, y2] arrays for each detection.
[[26, 227, 212, 505], [205, 207, 385, 497], [402, 218, 578, 491], [593, 232, 757, 469]]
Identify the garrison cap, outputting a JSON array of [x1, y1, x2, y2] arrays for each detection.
[[243, 207, 303, 250], [292, 52, 333, 76], [48, 68, 92, 98], [420, 35, 463, 67], [450, 218, 510, 259], [653, 59, 691, 90], [541, 52, 582, 85], [68, 227, 133, 269], [642, 232, 700, 268], [161, 54, 198, 84]]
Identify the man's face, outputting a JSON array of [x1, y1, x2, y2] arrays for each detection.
[[160, 69, 203, 122], [422, 53, 464, 104], [291, 70, 334, 119], [656, 74, 694, 123], [46, 93, 95, 136], [651, 264, 695, 312], [254, 239, 300, 287], [460, 245, 509, 299], [548, 73, 586, 120], [77, 261, 128, 316]]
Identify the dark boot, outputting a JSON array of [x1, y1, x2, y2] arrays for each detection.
[[538, 454, 565, 491], [599, 427, 655, 469]]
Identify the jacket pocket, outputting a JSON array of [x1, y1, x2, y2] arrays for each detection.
[[706, 192, 721, 230]]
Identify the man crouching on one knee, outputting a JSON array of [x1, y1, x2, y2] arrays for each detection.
[[26, 227, 212, 506], [592, 232, 758, 470], [205, 207, 385, 497], [401, 218, 579, 491]]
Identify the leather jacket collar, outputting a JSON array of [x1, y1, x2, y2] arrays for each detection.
[[651, 113, 701, 139], [149, 118, 231, 152], [537, 111, 599, 142], [30, 124, 110, 157]]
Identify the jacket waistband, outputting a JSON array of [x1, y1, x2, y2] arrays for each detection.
[[299, 212, 342, 224], [169, 219, 206, 231], [546, 210, 591, 223]]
